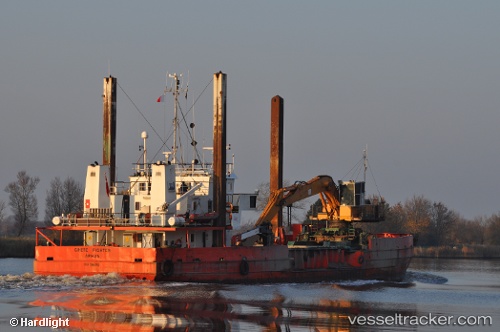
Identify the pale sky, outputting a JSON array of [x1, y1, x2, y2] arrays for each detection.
[[1, 1, 499, 220]]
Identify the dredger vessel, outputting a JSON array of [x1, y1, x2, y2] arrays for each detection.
[[34, 72, 413, 282]]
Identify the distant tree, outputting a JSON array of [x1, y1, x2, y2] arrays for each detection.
[[430, 202, 457, 246], [0, 200, 5, 224], [451, 216, 485, 245], [0, 201, 6, 234], [484, 213, 500, 245], [387, 202, 408, 233], [45, 176, 84, 223], [404, 195, 432, 245], [255, 181, 272, 211], [4, 170, 40, 236], [0, 215, 16, 236]]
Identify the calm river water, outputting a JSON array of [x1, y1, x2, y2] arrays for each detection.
[[0, 258, 498, 331]]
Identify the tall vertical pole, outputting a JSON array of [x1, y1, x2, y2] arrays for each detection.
[[212, 72, 227, 246], [103, 76, 117, 184], [270, 96, 284, 231], [171, 74, 179, 164]]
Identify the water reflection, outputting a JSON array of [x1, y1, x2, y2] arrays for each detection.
[[3, 258, 497, 331], [30, 282, 421, 331]]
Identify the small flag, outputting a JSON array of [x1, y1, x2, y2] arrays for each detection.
[[157, 95, 165, 103]]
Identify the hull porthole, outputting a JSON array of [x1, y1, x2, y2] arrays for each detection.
[[239, 259, 249, 276], [161, 260, 174, 276], [358, 255, 365, 265]]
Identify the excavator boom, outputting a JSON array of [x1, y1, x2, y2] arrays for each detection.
[[255, 175, 341, 227], [231, 174, 384, 246]]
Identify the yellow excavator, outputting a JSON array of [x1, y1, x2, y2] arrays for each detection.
[[231, 175, 384, 246]]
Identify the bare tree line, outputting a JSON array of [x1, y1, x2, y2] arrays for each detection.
[[357, 195, 500, 247], [1, 170, 83, 236]]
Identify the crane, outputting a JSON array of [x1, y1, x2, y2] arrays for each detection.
[[231, 175, 384, 246]]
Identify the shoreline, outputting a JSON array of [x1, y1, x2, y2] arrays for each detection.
[[0, 237, 35, 258], [413, 245, 500, 259]]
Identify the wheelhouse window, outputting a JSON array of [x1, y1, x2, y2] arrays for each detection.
[[250, 195, 257, 209]]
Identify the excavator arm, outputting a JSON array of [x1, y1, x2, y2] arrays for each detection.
[[231, 175, 384, 246], [232, 175, 340, 246], [255, 175, 341, 227]]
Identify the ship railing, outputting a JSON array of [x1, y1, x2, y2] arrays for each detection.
[[60, 212, 173, 228], [174, 162, 234, 176], [175, 163, 211, 177], [35, 228, 59, 246]]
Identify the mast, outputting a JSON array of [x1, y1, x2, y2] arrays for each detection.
[[212, 71, 227, 247], [102, 76, 117, 184], [142, 131, 148, 169], [165, 73, 180, 163], [163, 73, 188, 164], [270, 95, 284, 231]]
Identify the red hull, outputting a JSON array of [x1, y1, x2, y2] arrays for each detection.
[[34, 233, 413, 283]]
